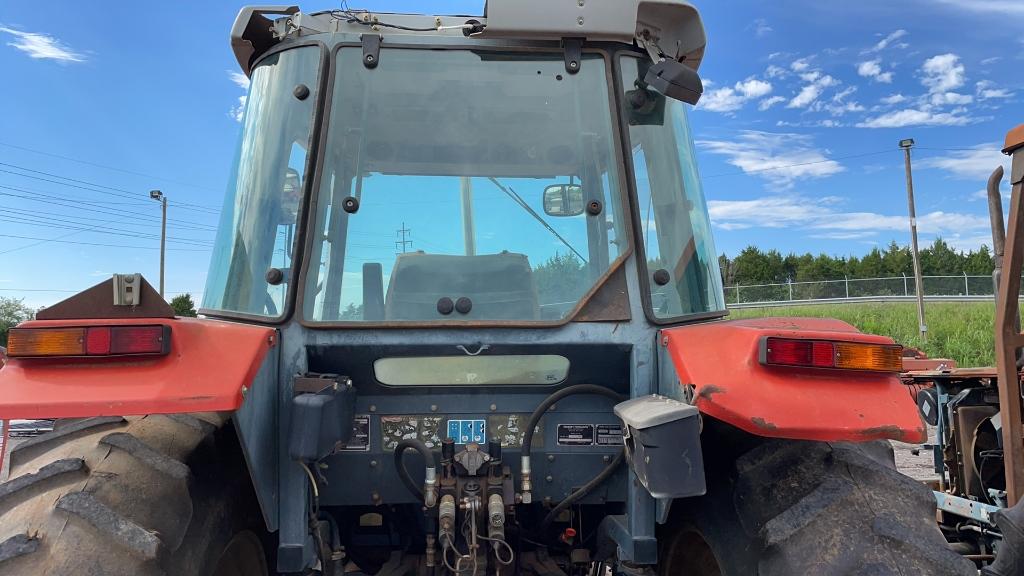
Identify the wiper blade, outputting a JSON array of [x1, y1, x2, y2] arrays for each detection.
[[486, 177, 587, 263]]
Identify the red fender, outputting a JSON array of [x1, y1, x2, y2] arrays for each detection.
[[0, 317, 275, 420], [662, 317, 926, 443]]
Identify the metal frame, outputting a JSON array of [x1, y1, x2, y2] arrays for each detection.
[[293, 41, 638, 330], [994, 128, 1024, 506]]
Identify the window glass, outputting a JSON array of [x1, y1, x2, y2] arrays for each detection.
[[202, 47, 318, 316], [620, 56, 725, 318], [374, 355, 570, 386], [304, 48, 626, 323]]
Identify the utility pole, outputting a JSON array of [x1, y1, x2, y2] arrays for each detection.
[[395, 222, 412, 253], [150, 190, 167, 298], [899, 139, 927, 343]]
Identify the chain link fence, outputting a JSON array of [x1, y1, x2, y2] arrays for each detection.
[[726, 274, 996, 307]]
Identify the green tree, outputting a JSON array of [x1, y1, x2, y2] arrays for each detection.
[[170, 293, 198, 317], [533, 252, 588, 305], [1, 296, 35, 347]]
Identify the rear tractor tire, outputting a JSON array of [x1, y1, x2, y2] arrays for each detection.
[[658, 439, 976, 575], [0, 414, 270, 576]]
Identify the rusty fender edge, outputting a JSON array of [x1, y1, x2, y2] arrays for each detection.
[[661, 317, 926, 443], [0, 317, 276, 420]]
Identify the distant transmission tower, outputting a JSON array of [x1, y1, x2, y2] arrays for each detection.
[[395, 222, 413, 253]]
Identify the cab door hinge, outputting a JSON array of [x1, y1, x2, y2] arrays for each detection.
[[362, 33, 381, 68]]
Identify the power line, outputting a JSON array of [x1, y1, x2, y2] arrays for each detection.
[[0, 141, 220, 194], [0, 205, 216, 233], [0, 233, 212, 252], [0, 214, 213, 246], [0, 183, 217, 230], [0, 164, 221, 214]]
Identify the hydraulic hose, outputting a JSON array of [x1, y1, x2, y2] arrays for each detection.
[[539, 448, 625, 535], [520, 384, 626, 504], [395, 438, 438, 507]]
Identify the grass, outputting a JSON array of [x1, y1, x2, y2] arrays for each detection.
[[728, 302, 1004, 367]]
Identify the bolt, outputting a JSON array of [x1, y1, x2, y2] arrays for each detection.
[[549, 404, 557, 411], [372, 491, 382, 505], [546, 475, 553, 483], [490, 404, 497, 412], [370, 460, 378, 468], [547, 454, 555, 462], [578, 0, 584, 5], [240, 385, 249, 397], [431, 404, 438, 412], [602, 455, 611, 463], [366, 54, 375, 63], [569, 61, 578, 70], [370, 405, 377, 412], [577, 16, 584, 25]]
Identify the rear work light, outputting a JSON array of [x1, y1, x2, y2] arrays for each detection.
[[761, 337, 902, 373], [7, 325, 170, 358]]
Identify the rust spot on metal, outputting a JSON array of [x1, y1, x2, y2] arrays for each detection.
[[751, 417, 778, 431], [696, 384, 725, 402], [860, 425, 906, 441]]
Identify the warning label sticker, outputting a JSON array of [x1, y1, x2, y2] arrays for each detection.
[[557, 424, 595, 446], [337, 415, 371, 452], [596, 424, 624, 446]]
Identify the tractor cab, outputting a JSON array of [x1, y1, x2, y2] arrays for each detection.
[[201, 4, 724, 326], [0, 3, 972, 576]]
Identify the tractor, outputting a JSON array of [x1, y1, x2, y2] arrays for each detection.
[[0, 2, 992, 575]]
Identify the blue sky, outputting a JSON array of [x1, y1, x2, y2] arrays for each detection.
[[0, 0, 1020, 308]]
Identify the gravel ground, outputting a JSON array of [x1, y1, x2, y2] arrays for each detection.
[[891, 425, 940, 482]]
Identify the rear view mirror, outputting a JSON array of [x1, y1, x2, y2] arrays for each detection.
[[543, 184, 585, 217], [644, 59, 703, 105]]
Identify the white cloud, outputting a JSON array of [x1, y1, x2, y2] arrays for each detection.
[[696, 131, 844, 188], [976, 80, 1013, 100], [880, 93, 907, 105], [699, 78, 773, 113], [758, 96, 787, 111], [865, 30, 908, 53], [227, 71, 250, 122], [708, 195, 989, 239], [921, 53, 966, 93], [855, 108, 976, 128], [930, 92, 973, 106], [751, 18, 773, 38], [765, 65, 788, 79], [790, 57, 812, 72], [228, 71, 250, 89], [229, 96, 247, 122], [919, 144, 1010, 181], [0, 26, 85, 62], [933, 0, 1024, 14], [980, 56, 1002, 66], [787, 73, 838, 109], [856, 59, 897, 83], [857, 60, 881, 77]]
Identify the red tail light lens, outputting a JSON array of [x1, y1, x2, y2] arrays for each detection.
[[762, 337, 902, 373], [8, 325, 169, 358], [109, 326, 166, 355]]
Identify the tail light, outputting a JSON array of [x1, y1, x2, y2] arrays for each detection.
[[761, 337, 902, 373], [7, 325, 170, 358]]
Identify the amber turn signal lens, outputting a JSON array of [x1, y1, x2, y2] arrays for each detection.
[[834, 341, 903, 372], [7, 327, 86, 357]]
